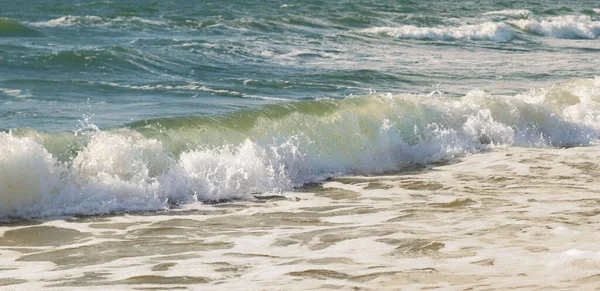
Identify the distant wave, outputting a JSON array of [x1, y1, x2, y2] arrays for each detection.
[[1, 77, 600, 219], [29, 15, 167, 28], [360, 22, 517, 42]]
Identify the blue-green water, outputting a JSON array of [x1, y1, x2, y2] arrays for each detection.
[[0, 0, 599, 218]]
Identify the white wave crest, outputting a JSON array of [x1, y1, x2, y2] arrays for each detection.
[[360, 22, 517, 42], [510, 15, 600, 39]]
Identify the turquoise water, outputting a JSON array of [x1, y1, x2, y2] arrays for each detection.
[[2, 0, 599, 130], [1, 0, 599, 218]]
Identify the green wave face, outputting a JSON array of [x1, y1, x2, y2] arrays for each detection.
[[0, 18, 41, 37]]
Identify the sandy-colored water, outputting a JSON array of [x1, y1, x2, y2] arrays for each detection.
[[2, 146, 600, 290]]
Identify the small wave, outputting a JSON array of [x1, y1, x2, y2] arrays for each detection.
[[29, 15, 167, 28], [484, 10, 532, 17], [510, 15, 600, 39], [0, 18, 42, 37], [359, 22, 517, 42]]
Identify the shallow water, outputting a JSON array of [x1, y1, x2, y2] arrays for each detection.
[[2, 146, 600, 290]]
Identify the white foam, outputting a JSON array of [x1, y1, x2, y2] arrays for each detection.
[[484, 10, 532, 17], [510, 15, 600, 39], [551, 249, 600, 269], [166, 140, 296, 201], [360, 22, 516, 42]]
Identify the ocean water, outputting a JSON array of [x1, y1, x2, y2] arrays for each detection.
[[1, 0, 600, 289]]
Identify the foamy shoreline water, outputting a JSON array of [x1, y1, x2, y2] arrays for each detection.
[[2, 146, 600, 290]]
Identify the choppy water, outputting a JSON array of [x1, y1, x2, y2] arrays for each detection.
[[1, 0, 600, 289]]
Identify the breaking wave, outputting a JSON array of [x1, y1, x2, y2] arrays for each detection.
[[359, 22, 517, 42], [510, 15, 600, 39], [1, 77, 600, 219], [360, 15, 600, 41]]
